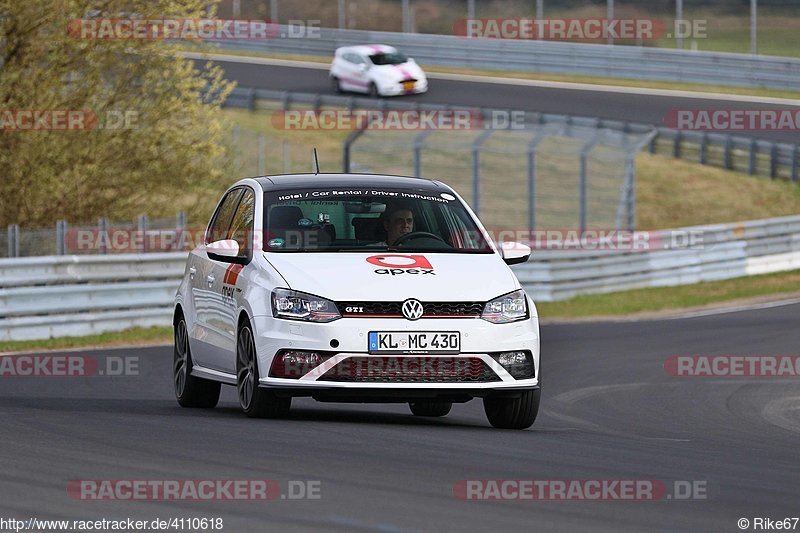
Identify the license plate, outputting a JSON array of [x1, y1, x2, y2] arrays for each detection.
[[402, 81, 415, 91], [368, 331, 460, 354]]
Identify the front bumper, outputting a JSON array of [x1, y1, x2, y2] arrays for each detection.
[[379, 78, 429, 96], [251, 315, 539, 392]]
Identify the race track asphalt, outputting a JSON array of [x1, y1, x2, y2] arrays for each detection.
[[2, 302, 799, 532], [211, 59, 800, 145]]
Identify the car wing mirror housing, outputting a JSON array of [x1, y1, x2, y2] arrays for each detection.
[[206, 239, 246, 264], [499, 241, 531, 265]]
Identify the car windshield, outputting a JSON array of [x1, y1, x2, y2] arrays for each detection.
[[263, 187, 493, 253], [368, 52, 408, 66]]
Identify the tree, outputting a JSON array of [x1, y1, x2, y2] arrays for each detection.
[[0, 0, 235, 227]]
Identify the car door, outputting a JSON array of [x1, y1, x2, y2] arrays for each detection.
[[204, 187, 255, 374], [190, 187, 243, 370], [340, 53, 368, 93]]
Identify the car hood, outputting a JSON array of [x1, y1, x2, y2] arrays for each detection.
[[264, 252, 518, 302], [371, 62, 426, 81]]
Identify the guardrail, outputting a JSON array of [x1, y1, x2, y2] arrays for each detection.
[[0, 253, 186, 341], [223, 87, 799, 184], [2, 216, 799, 341], [207, 26, 800, 90]]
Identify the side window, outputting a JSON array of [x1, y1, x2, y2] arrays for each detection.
[[228, 188, 255, 258], [206, 188, 244, 244]]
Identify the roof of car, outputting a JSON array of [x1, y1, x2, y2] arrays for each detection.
[[253, 173, 448, 193], [336, 44, 397, 56]]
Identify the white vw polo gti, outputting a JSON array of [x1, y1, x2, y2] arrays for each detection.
[[173, 174, 540, 429]]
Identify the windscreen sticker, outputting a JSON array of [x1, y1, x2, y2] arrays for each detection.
[[275, 190, 454, 203]]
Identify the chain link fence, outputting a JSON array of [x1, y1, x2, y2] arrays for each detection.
[[2, 214, 188, 258], [347, 121, 655, 231]]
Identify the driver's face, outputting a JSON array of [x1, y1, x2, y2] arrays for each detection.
[[385, 209, 414, 245]]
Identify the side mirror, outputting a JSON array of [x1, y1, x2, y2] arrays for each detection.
[[206, 239, 245, 263], [499, 241, 531, 266]]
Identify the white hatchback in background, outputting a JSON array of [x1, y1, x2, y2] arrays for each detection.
[[173, 173, 540, 429], [329, 44, 428, 97]]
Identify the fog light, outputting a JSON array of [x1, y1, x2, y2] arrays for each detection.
[[498, 351, 527, 366], [269, 350, 331, 379], [491, 351, 535, 380]]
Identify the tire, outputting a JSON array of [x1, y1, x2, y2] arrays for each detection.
[[483, 389, 540, 429], [237, 324, 291, 419], [173, 316, 221, 408], [409, 401, 452, 417], [368, 82, 379, 98], [331, 76, 342, 94]]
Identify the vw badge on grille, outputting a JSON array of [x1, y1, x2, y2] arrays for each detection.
[[401, 299, 424, 321]]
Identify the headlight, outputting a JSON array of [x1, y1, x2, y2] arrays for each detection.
[[271, 289, 341, 323], [481, 289, 528, 324]]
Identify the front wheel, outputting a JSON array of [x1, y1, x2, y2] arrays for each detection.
[[368, 82, 379, 98], [173, 317, 220, 408], [237, 324, 291, 419], [483, 389, 540, 429], [409, 401, 452, 417]]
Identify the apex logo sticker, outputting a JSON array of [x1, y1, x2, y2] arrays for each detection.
[[366, 255, 435, 276]]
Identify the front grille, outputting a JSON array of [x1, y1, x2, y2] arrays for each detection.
[[318, 356, 500, 383], [338, 301, 483, 318]]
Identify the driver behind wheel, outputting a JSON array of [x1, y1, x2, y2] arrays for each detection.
[[381, 204, 414, 246]]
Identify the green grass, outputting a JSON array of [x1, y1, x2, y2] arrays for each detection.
[[0, 326, 171, 354], [636, 153, 800, 230], [538, 269, 800, 319]]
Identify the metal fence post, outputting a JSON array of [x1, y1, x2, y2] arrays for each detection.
[[98, 217, 109, 255], [748, 138, 757, 175], [343, 116, 375, 172], [526, 125, 561, 234], [672, 131, 682, 159], [471, 129, 495, 217], [769, 143, 778, 179], [792, 145, 799, 183], [247, 88, 256, 111], [579, 132, 603, 232], [56, 220, 67, 255], [137, 214, 149, 252], [270, 0, 278, 24], [258, 133, 266, 175], [8, 224, 19, 258], [283, 140, 290, 173], [412, 130, 434, 177], [724, 135, 733, 170], [176, 211, 188, 251], [649, 132, 658, 154], [699, 133, 708, 165]]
